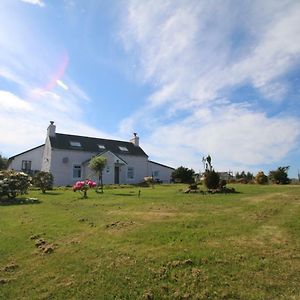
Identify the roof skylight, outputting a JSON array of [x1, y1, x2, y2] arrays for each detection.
[[98, 144, 106, 150], [70, 141, 82, 147], [118, 146, 129, 152]]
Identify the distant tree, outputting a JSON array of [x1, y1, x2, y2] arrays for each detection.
[[255, 171, 268, 184], [171, 166, 195, 184], [32, 171, 54, 193], [89, 156, 107, 193], [235, 171, 254, 183], [269, 166, 290, 184], [0, 154, 8, 170]]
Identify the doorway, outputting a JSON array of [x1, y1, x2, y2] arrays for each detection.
[[114, 166, 120, 184]]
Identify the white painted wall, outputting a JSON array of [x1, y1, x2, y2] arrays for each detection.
[[82, 151, 127, 185], [83, 152, 149, 185], [8, 146, 44, 173], [119, 154, 149, 184], [148, 161, 174, 183], [50, 149, 98, 186]]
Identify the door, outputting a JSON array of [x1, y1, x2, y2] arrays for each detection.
[[114, 166, 120, 184]]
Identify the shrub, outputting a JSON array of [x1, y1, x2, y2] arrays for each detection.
[[269, 166, 290, 184], [0, 170, 31, 200], [255, 171, 268, 184], [32, 171, 54, 193], [73, 179, 96, 198], [204, 170, 220, 190], [171, 167, 195, 184]]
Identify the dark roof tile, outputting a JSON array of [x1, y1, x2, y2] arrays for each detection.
[[50, 133, 148, 157]]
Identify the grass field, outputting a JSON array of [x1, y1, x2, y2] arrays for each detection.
[[0, 184, 300, 299]]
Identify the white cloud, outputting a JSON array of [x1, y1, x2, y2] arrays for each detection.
[[0, 3, 105, 157], [56, 80, 69, 91], [0, 91, 32, 111], [20, 0, 45, 7], [119, 0, 300, 170]]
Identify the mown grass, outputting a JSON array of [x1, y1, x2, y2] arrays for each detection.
[[0, 184, 300, 299]]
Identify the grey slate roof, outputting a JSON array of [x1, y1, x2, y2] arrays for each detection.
[[148, 160, 175, 170], [50, 133, 148, 157]]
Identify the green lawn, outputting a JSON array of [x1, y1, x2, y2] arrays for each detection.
[[0, 184, 300, 299]]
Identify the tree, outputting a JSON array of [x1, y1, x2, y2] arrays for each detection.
[[269, 166, 290, 184], [32, 171, 54, 193], [171, 166, 195, 184], [0, 154, 7, 170], [255, 171, 268, 184], [202, 155, 220, 190], [89, 156, 107, 193], [204, 169, 220, 190], [235, 171, 254, 183]]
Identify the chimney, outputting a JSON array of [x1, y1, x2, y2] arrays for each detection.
[[47, 121, 56, 137], [130, 132, 139, 147]]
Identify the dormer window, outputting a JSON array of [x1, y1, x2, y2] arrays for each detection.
[[98, 144, 105, 150], [70, 141, 81, 147], [118, 146, 129, 152]]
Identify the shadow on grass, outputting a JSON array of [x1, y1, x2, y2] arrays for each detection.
[[41, 191, 61, 195], [113, 193, 136, 197], [0, 197, 41, 206]]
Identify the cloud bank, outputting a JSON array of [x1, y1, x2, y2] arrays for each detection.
[[119, 0, 300, 171]]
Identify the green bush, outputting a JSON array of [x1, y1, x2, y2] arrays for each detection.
[[204, 170, 220, 190], [171, 166, 195, 184], [255, 171, 268, 184], [32, 171, 54, 193], [0, 170, 31, 200], [269, 166, 290, 184]]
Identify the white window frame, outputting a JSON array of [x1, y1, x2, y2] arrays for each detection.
[[72, 164, 82, 179], [127, 166, 135, 180]]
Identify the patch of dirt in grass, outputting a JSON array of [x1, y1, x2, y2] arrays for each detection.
[[105, 220, 135, 230], [30, 235, 56, 254], [1, 262, 19, 272], [0, 278, 12, 284]]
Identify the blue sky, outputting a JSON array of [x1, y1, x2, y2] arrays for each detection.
[[0, 0, 300, 177]]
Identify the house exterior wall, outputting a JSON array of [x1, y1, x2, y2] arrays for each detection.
[[148, 161, 174, 183], [82, 151, 125, 184], [50, 149, 98, 186], [83, 153, 149, 185], [120, 154, 149, 184], [8, 146, 44, 174]]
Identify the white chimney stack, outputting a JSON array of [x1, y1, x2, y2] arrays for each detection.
[[130, 132, 139, 146], [47, 121, 56, 137]]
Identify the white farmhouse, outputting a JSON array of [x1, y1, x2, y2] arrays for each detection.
[[8, 122, 174, 186]]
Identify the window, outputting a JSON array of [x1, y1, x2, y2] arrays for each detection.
[[153, 170, 159, 177], [73, 165, 81, 179], [70, 141, 81, 147], [127, 167, 134, 179], [106, 166, 110, 173], [98, 144, 105, 150], [119, 146, 129, 152], [22, 160, 31, 172]]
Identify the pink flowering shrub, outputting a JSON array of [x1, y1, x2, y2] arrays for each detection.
[[73, 179, 97, 198]]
